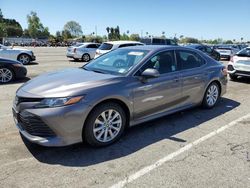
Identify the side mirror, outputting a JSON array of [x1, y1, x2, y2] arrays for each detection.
[[141, 68, 160, 79]]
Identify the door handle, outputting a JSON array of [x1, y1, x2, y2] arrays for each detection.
[[173, 77, 179, 82]]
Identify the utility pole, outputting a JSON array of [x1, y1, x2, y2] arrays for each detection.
[[95, 25, 97, 37]]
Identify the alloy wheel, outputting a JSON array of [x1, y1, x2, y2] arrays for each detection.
[[206, 84, 219, 107], [0, 68, 13, 83], [93, 109, 122, 143], [18, 54, 30, 64]]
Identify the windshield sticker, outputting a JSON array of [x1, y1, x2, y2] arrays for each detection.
[[118, 69, 126, 73], [128, 52, 144, 56]]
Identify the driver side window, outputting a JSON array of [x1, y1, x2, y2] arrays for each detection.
[[136, 50, 176, 76]]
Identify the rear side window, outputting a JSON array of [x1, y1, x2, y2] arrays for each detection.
[[87, 44, 99, 48], [118, 43, 142, 48], [99, 43, 113, 50], [176, 50, 206, 70]]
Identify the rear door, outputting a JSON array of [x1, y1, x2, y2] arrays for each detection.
[[175, 50, 207, 105]]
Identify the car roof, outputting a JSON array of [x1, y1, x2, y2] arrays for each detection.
[[103, 41, 143, 45]]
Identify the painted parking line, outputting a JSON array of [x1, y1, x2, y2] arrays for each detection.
[[110, 113, 250, 188]]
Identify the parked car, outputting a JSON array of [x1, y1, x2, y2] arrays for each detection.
[[95, 41, 144, 58], [0, 44, 36, 65], [0, 58, 27, 83], [13, 45, 227, 147], [66, 42, 100, 62], [187, 44, 220, 61], [227, 47, 250, 80], [214, 45, 240, 60]]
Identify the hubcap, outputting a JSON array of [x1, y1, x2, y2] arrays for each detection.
[[0, 68, 13, 83], [19, 55, 29, 64], [206, 84, 219, 106], [93, 109, 122, 143]]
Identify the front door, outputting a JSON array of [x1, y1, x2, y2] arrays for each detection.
[[132, 50, 182, 120]]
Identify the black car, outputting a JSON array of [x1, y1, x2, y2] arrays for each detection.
[[0, 58, 27, 83], [187, 44, 220, 61]]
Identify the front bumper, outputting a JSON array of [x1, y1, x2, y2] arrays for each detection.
[[14, 66, 27, 79], [31, 55, 36, 61], [12, 100, 92, 146], [227, 64, 250, 77]]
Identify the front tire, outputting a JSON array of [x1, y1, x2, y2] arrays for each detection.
[[0, 67, 14, 83], [18, 54, 31, 65], [229, 74, 238, 80], [202, 82, 220, 108], [84, 103, 126, 147]]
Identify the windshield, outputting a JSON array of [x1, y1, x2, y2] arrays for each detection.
[[99, 43, 113, 50], [84, 48, 149, 75], [237, 48, 250, 57]]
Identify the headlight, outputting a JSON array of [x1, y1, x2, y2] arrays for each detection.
[[35, 96, 84, 108]]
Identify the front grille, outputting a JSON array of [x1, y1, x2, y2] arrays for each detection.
[[18, 111, 56, 137], [227, 65, 234, 71], [16, 97, 43, 105]]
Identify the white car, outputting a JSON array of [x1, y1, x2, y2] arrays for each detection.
[[0, 44, 36, 65], [227, 47, 250, 80], [95, 41, 144, 58], [66, 42, 100, 62]]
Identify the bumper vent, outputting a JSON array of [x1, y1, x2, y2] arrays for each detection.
[[18, 111, 56, 137]]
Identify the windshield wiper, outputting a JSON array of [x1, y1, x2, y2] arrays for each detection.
[[92, 69, 107, 74]]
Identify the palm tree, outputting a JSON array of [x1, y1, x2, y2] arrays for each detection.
[[106, 27, 110, 34]]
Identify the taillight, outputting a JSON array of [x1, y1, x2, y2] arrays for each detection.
[[222, 67, 228, 76], [73, 48, 76, 53]]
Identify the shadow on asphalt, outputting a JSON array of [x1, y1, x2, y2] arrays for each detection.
[[230, 77, 250, 84], [24, 62, 39, 66], [22, 97, 240, 167]]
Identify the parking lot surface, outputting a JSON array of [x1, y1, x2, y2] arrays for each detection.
[[0, 47, 250, 188]]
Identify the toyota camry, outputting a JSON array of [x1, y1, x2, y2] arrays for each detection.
[[12, 45, 227, 147]]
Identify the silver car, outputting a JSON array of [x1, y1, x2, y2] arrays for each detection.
[[13, 46, 227, 147], [0, 44, 36, 64], [66, 42, 100, 62]]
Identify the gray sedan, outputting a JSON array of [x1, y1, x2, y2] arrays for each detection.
[[12, 46, 227, 147]]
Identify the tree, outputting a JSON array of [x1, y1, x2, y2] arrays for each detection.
[[0, 9, 3, 21], [63, 21, 83, 37], [27, 11, 50, 38], [130, 34, 140, 41], [179, 37, 199, 44], [62, 29, 72, 41]]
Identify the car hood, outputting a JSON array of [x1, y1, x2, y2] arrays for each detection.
[[17, 68, 120, 98]]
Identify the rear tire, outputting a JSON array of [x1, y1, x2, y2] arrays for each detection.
[[82, 54, 90, 62], [83, 102, 126, 147], [202, 82, 220, 109]]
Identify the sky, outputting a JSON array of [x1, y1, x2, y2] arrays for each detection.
[[1, 0, 250, 41]]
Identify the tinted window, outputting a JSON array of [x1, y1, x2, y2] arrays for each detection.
[[87, 44, 98, 48], [99, 43, 113, 50], [205, 46, 212, 53], [136, 50, 176, 75], [176, 50, 205, 70], [118, 43, 142, 48], [237, 48, 250, 57]]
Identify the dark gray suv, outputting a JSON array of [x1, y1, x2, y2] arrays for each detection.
[[13, 46, 227, 147]]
